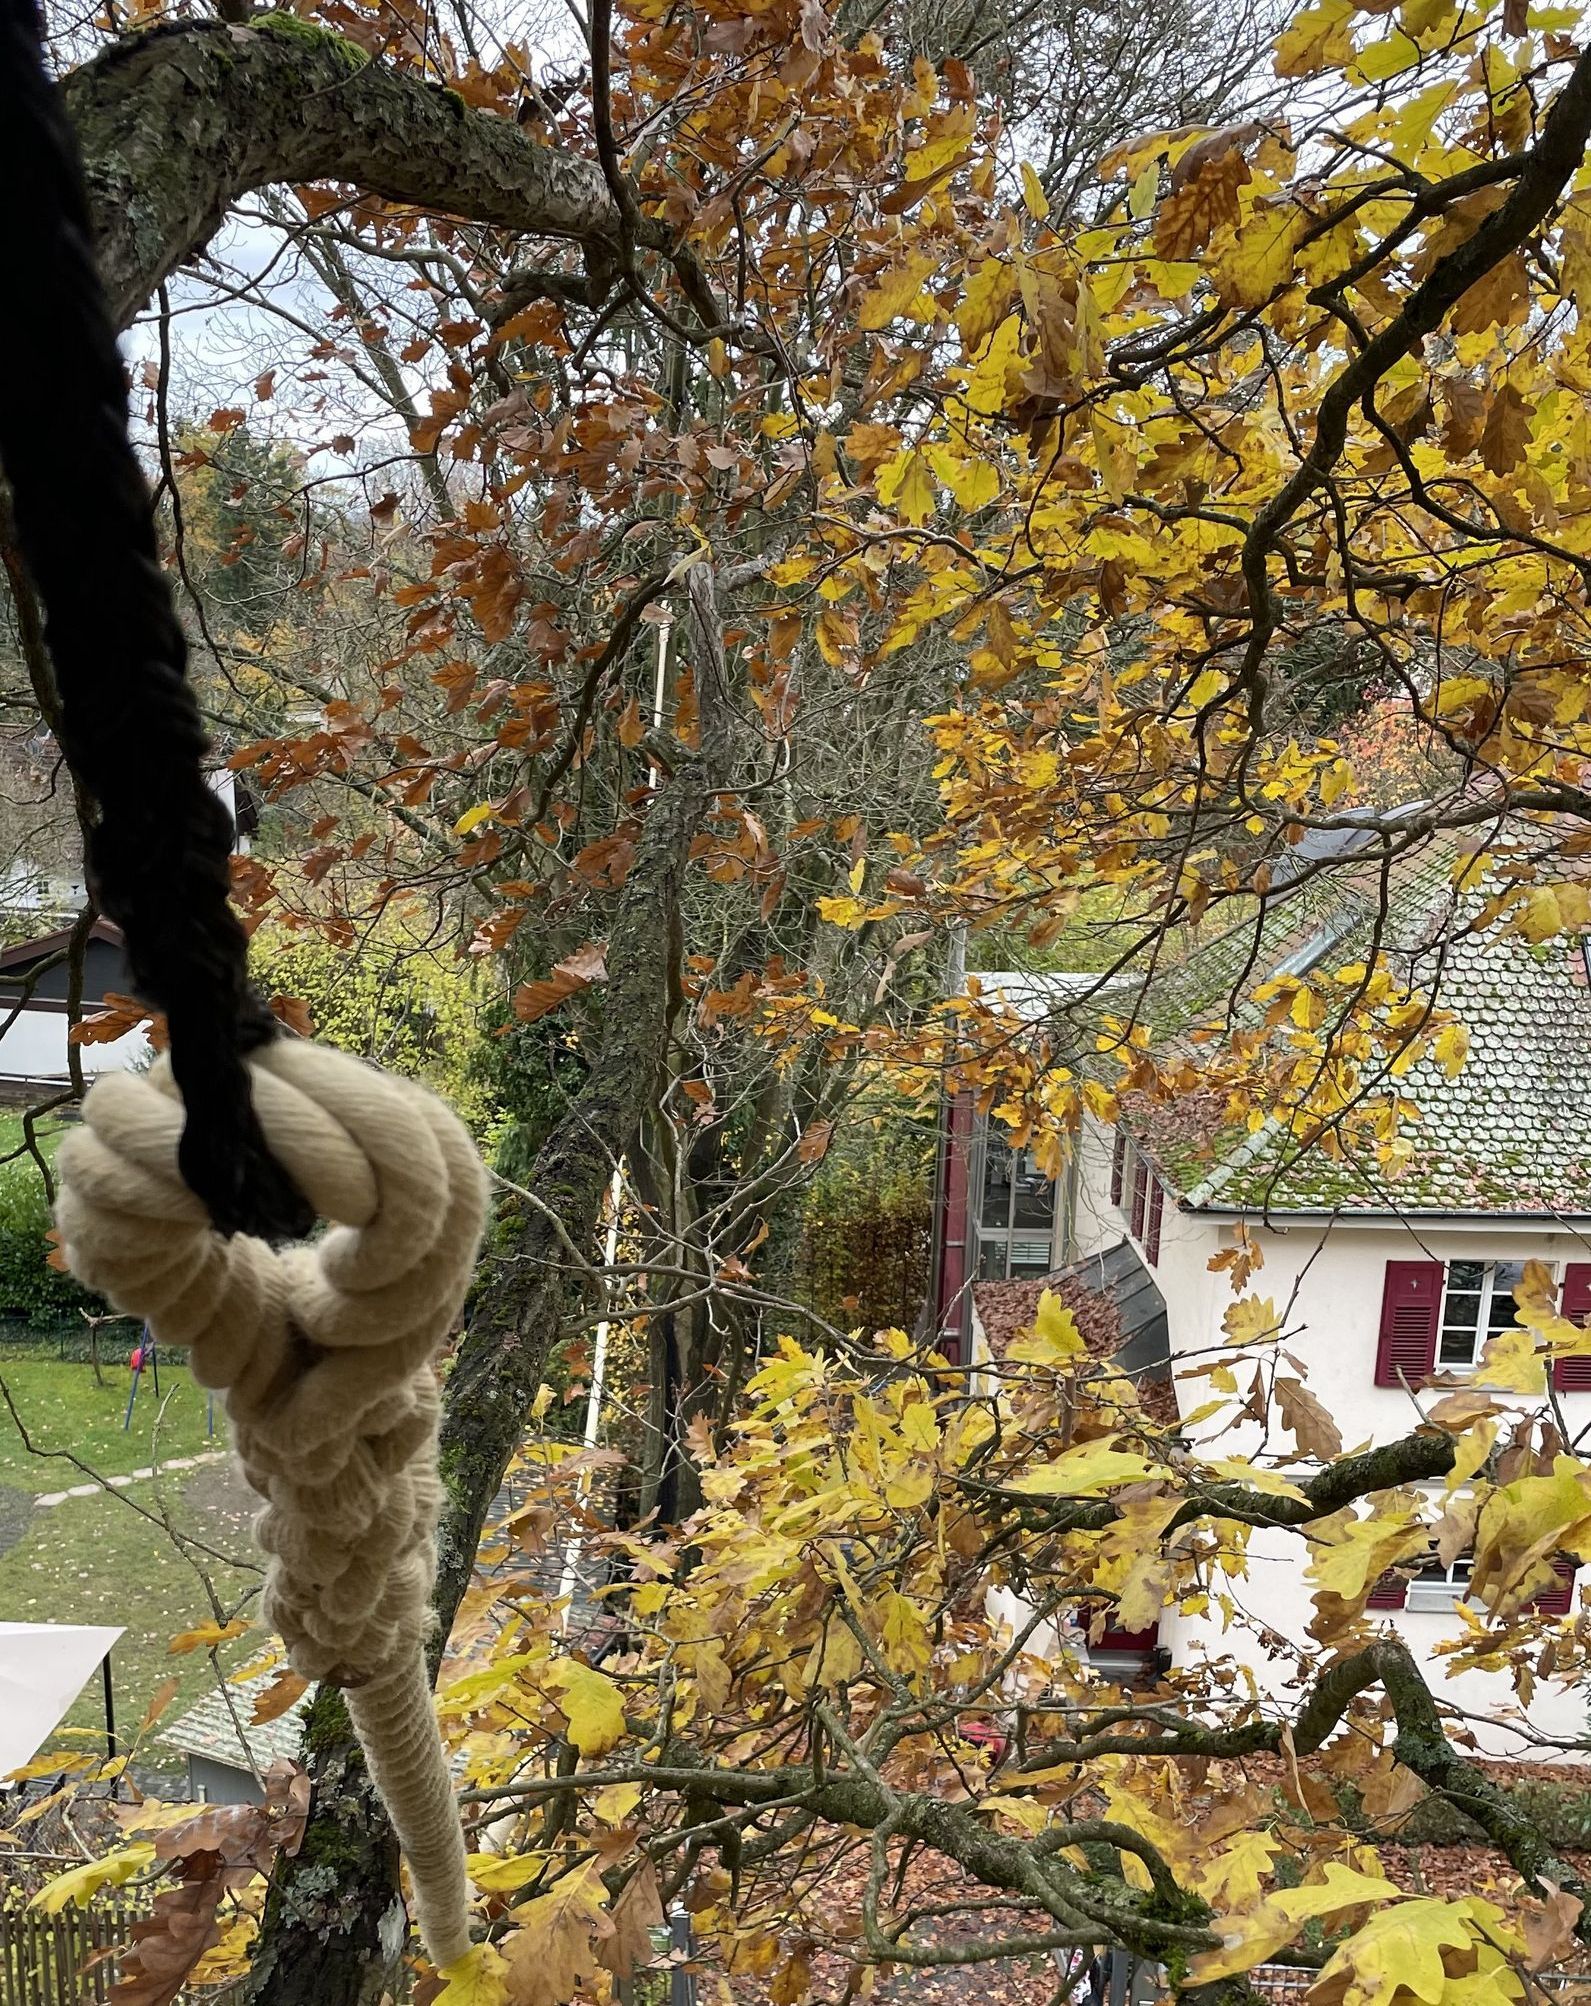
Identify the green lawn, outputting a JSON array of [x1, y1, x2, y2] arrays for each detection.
[[0, 1105, 69, 1165], [0, 1475, 261, 1763], [0, 1357, 258, 1773], [0, 1354, 218, 1487]]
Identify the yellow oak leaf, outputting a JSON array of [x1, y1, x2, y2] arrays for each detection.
[[31, 1843, 157, 1913], [1472, 1458, 1591, 1612], [1312, 1898, 1514, 2006], [1006, 1287, 1085, 1365], [167, 1617, 250, 1656], [551, 1662, 627, 1756], [1020, 161, 1049, 220], [1012, 1437, 1163, 1495], [427, 1941, 509, 2006], [1191, 1861, 1403, 1982], [1273, 0, 1355, 75], [857, 253, 937, 331], [466, 1851, 547, 1895], [1213, 201, 1298, 307], [1308, 1506, 1425, 1601]]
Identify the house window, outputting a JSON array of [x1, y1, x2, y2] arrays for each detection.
[[1380, 1552, 1577, 1617], [1405, 1555, 1474, 1613], [1437, 1260, 1528, 1369], [976, 1130, 1056, 1280]]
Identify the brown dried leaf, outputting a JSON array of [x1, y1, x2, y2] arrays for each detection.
[[1154, 152, 1249, 259], [110, 1861, 226, 2006], [1276, 1375, 1343, 1460], [1479, 383, 1534, 475], [251, 1668, 310, 1724], [269, 994, 315, 1039], [1525, 1885, 1584, 1970], [71, 994, 159, 1048], [139, 1678, 180, 1734], [797, 1120, 833, 1164], [596, 1859, 665, 1980], [511, 943, 609, 1024]]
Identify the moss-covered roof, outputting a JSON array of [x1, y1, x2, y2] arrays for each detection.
[[1131, 831, 1591, 1218]]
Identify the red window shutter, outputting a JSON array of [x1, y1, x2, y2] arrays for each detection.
[[1554, 1265, 1591, 1391], [1367, 1571, 1409, 1610], [1373, 1261, 1443, 1388], [1146, 1179, 1164, 1264], [1097, 1620, 1159, 1653], [1090, 1602, 1160, 1652], [1130, 1155, 1149, 1239], [1110, 1131, 1126, 1206], [1530, 1555, 1577, 1617]]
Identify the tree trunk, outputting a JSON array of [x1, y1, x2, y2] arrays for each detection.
[[247, 598, 727, 2006]]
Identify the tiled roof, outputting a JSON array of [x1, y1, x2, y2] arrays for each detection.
[[159, 1669, 305, 1774], [1124, 826, 1591, 1218], [1181, 928, 1591, 1215], [972, 1246, 1180, 1427]]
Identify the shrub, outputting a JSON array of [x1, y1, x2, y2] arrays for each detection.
[[0, 1153, 98, 1327], [249, 920, 504, 1141]]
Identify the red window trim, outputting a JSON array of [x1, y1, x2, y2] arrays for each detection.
[[1373, 1260, 1442, 1388], [1370, 1556, 1575, 1617], [1130, 1154, 1149, 1239], [1110, 1131, 1127, 1206], [1530, 1554, 1578, 1617], [1555, 1264, 1591, 1391], [1146, 1179, 1164, 1264], [1367, 1569, 1408, 1610]]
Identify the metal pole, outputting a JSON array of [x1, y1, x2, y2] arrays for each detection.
[[102, 1648, 116, 1760], [668, 1903, 696, 2006], [556, 1167, 624, 1626]]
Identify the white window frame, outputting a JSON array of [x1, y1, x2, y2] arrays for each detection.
[[973, 1125, 1057, 1281], [1405, 1554, 1473, 1613], [1436, 1258, 1535, 1372]]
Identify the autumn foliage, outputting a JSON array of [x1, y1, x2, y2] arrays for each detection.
[[15, 0, 1591, 2003]]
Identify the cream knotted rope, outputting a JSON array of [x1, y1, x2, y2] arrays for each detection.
[[53, 1039, 489, 1968]]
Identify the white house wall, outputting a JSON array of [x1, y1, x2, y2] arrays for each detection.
[[1066, 1116, 1122, 1263], [1167, 1209, 1590, 1755], [0, 1010, 148, 1085], [1066, 1117, 1591, 1755]]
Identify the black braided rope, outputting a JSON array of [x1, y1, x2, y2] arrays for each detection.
[[0, 0, 313, 1240]]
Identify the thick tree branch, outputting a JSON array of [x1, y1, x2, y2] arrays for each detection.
[[62, 15, 622, 330], [1236, 42, 1591, 687], [966, 1426, 1458, 1536]]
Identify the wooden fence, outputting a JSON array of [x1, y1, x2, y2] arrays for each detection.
[[0, 1897, 131, 2006], [0, 1897, 241, 2006]]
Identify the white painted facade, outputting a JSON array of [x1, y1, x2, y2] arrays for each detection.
[[1093, 1114, 1591, 1757], [0, 1006, 148, 1086]]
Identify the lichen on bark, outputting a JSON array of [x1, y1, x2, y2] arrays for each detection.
[[61, 13, 622, 329]]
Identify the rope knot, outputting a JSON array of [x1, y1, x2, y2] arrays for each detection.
[[55, 1040, 489, 1966]]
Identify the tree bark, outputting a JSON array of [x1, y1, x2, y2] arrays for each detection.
[[246, 627, 725, 2006], [63, 14, 621, 330]]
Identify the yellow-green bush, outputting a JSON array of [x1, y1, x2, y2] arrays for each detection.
[[249, 922, 504, 1141]]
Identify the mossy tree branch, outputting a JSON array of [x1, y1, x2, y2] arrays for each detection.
[[62, 14, 624, 330]]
